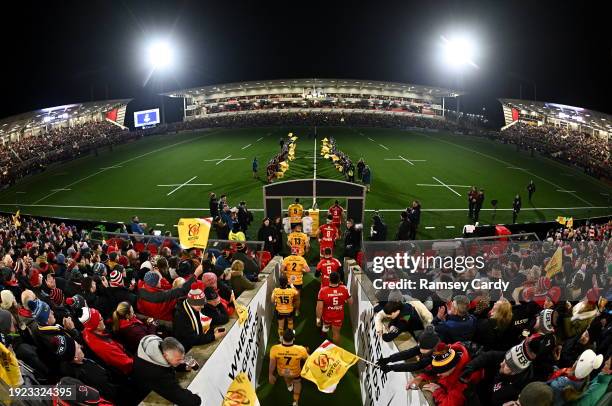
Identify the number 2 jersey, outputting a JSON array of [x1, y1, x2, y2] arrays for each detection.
[[270, 343, 309, 377], [315, 257, 342, 288], [317, 284, 350, 321], [271, 287, 298, 315], [282, 254, 309, 285]]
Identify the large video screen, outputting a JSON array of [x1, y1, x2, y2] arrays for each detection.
[[133, 108, 160, 128]]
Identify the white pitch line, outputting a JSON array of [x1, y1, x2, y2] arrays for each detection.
[[367, 137, 375, 142], [432, 176, 462, 197], [50, 188, 72, 192], [215, 155, 232, 165], [155, 223, 165, 227], [157, 183, 212, 187], [425, 226, 436, 230], [241, 144, 252, 150], [32, 132, 214, 205], [379, 144, 389, 150], [506, 166, 526, 170], [417, 184, 472, 188], [445, 226, 456, 229], [100, 165, 123, 170], [256, 137, 263, 142], [166, 176, 198, 196], [203, 158, 245, 162], [421, 133, 593, 207], [557, 189, 577, 193], [399, 155, 426, 166], [0, 203, 607, 213]]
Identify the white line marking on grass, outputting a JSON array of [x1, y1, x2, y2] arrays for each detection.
[[256, 137, 263, 142], [367, 137, 375, 142], [215, 155, 232, 165], [417, 184, 472, 188], [241, 144, 252, 150], [425, 226, 436, 229], [557, 189, 577, 193], [421, 133, 594, 207], [432, 176, 462, 197], [445, 226, 455, 229], [166, 176, 198, 196], [399, 155, 425, 166], [506, 166, 526, 170], [50, 188, 71, 191], [362, 206, 607, 212], [157, 183, 212, 187], [100, 165, 123, 170], [379, 144, 389, 150], [32, 132, 214, 205], [155, 224, 165, 227], [203, 157, 245, 163]]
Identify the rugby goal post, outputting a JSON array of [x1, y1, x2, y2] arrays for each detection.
[[263, 179, 367, 223]]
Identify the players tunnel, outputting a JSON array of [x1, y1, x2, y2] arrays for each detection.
[[263, 179, 367, 223]]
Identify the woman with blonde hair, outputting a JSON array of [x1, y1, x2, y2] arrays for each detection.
[[112, 301, 158, 353], [473, 299, 514, 351], [225, 260, 255, 298]]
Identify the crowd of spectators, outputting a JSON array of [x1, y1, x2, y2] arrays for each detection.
[[500, 123, 611, 179], [1, 121, 131, 187], [372, 221, 612, 405], [0, 212, 263, 405]]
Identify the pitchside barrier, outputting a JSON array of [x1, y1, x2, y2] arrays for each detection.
[[141, 255, 282, 405], [345, 258, 428, 406]]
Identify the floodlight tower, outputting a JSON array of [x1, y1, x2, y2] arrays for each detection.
[[439, 34, 479, 114], [146, 40, 175, 124]]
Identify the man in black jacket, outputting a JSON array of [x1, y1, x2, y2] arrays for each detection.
[[173, 281, 226, 351], [134, 335, 201, 406], [377, 325, 440, 373], [408, 200, 421, 240], [396, 211, 411, 240], [209, 192, 219, 219], [343, 218, 362, 259], [460, 342, 534, 406], [201, 287, 230, 327], [512, 194, 522, 223]]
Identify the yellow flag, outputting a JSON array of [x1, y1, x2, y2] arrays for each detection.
[[301, 340, 358, 393], [222, 372, 259, 406], [12, 210, 20, 228], [177, 218, 212, 249], [565, 217, 573, 229], [545, 246, 563, 278], [556, 216, 567, 225], [236, 303, 248, 326], [0, 342, 21, 387]]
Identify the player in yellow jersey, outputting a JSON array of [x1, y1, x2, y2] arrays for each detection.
[[287, 223, 309, 256], [281, 248, 310, 316], [269, 329, 309, 406], [287, 198, 304, 229], [271, 274, 299, 338]]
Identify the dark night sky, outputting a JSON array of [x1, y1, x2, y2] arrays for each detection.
[[2, 0, 611, 125]]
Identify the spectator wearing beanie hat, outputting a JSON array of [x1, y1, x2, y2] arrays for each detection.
[[173, 282, 227, 351], [568, 356, 612, 406], [411, 342, 481, 406], [377, 324, 440, 373], [548, 349, 604, 405], [79, 306, 134, 375], [137, 265, 202, 322], [201, 286, 230, 328], [54, 253, 67, 278], [57, 337, 119, 401], [460, 341, 533, 406], [202, 272, 233, 313], [536, 309, 559, 334], [559, 329, 592, 369], [105, 268, 137, 313], [64, 268, 83, 298], [563, 287, 601, 339]]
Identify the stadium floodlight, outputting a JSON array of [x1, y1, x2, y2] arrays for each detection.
[[147, 40, 174, 70], [440, 35, 479, 70]]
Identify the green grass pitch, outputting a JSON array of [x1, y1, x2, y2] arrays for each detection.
[[1, 126, 610, 240]]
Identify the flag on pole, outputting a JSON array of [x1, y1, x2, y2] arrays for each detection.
[[177, 218, 212, 249], [545, 246, 563, 278], [556, 216, 567, 225], [565, 217, 573, 229], [300, 340, 358, 393], [222, 372, 259, 406]]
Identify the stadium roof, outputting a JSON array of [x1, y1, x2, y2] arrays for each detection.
[[499, 98, 612, 133], [0, 99, 132, 136], [162, 78, 464, 99]]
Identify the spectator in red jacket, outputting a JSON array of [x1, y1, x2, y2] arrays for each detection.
[[137, 265, 202, 321], [410, 342, 483, 406], [111, 301, 159, 354], [79, 306, 134, 375]]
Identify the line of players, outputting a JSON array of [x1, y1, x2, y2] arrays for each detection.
[[268, 199, 353, 405]]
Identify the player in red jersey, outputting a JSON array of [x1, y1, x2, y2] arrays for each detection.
[[316, 272, 352, 344], [315, 248, 343, 289], [317, 215, 339, 256], [328, 200, 344, 231]]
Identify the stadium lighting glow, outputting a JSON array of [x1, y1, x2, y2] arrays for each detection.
[[441, 35, 479, 69], [147, 40, 174, 69]]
